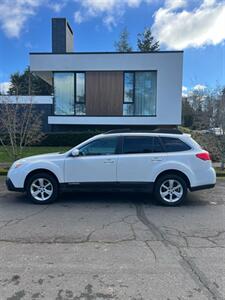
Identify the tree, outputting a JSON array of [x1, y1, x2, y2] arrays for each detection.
[[190, 86, 225, 169], [0, 96, 44, 161], [182, 97, 194, 127], [137, 27, 160, 52], [114, 28, 132, 52], [215, 88, 225, 169], [8, 67, 52, 96]]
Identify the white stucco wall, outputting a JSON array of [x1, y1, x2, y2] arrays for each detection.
[[30, 52, 183, 125], [0, 95, 53, 104]]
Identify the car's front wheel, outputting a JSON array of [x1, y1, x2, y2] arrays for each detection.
[[154, 174, 187, 206], [26, 172, 58, 204]]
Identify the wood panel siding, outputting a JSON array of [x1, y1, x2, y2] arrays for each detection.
[[86, 71, 123, 116]]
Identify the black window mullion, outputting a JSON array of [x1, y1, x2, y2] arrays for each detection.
[[133, 71, 135, 114], [74, 72, 77, 115]]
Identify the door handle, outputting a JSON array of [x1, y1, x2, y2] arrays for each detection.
[[104, 159, 115, 164], [151, 157, 162, 162]]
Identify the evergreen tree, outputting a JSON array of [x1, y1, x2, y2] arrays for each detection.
[[137, 27, 160, 52], [114, 28, 132, 52], [8, 67, 52, 95]]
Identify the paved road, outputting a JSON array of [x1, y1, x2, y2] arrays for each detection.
[[0, 177, 224, 300]]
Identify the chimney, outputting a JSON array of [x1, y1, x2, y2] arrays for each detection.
[[52, 18, 74, 53]]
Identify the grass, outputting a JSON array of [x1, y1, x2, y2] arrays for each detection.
[[0, 146, 70, 164], [214, 167, 225, 177]]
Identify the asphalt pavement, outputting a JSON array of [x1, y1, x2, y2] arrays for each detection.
[[0, 177, 224, 300]]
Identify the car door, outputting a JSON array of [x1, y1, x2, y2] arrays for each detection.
[[64, 136, 119, 183], [117, 135, 166, 182]]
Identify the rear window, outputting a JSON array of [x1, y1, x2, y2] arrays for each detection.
[[160, 137, 191, 152], [123, 136, 163, 154]]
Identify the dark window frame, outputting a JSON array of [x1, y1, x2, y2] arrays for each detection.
[[53, 71, 86, 116], [123, 71, 157, 117]]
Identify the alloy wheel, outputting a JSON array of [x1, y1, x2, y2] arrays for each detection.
[[159, 179, 183, 203], [30, 178, 53, 201]]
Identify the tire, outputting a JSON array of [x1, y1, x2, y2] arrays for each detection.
[[154, 174, 187, 206], [26, 172, 59, 204]]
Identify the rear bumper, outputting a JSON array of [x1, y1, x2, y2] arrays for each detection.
[[5, 178, 24, 192], [189, 184, 215, 192]]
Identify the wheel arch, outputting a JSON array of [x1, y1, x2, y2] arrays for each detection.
[[154, 169, 191, 189], [24, 169, 59, 190]]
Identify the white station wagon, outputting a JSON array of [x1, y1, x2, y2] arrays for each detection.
[[6, 130, 216, 206]]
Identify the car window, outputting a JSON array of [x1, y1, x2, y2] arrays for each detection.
[[161, 137, 191, 152], [79, 137, 118, 156], [123, 136, 164, 154]]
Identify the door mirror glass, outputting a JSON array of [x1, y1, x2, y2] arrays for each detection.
[[71, 149, 80, 157]]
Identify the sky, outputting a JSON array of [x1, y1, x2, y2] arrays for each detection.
[[0, 0, 225, 95]]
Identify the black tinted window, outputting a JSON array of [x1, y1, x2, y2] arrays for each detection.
[[79, 137, 118, 156], [161, 137, 191, 152], [123, 136, 163, 154]]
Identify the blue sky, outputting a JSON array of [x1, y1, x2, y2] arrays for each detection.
[[0, 0, 225, 95]]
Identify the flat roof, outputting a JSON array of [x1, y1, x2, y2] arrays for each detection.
[[30, 50, 183, 55]]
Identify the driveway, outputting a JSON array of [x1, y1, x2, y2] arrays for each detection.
[[0, 177, 224, 300]]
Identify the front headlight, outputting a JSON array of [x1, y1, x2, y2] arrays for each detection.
[[11, 160, 26, 169], [14, 162, 24, 169]]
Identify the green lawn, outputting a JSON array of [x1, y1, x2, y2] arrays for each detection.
[[0, 146, 70, 164]]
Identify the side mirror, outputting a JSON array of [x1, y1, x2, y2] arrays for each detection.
[[71, 149, 80, 157]]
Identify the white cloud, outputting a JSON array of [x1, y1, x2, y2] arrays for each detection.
[[0, 0, 68, 38], [0, 0, 158, 37], [182, 85, 188, 97], [165, 0, 186, 9], [0, 82, 10, 94], [152, 0, 225, 49], [74, 11, 84, 24], [73, 0, 154, 29], [193, 84, 207, 91], [48, 2, 66, 13], [103, 15, 117, 30], [0, 0, 43, 38]]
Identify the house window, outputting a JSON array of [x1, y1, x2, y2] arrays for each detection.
[[54, 73, 74, 115], [54, 72, 86, 115], [123, 71, 157, 116], [75, 73, 86, 115]]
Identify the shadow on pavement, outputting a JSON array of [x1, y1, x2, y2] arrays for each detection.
[[5, 189, 210, 208]]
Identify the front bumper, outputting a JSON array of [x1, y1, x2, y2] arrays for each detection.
[[5, 177, 24, 192]]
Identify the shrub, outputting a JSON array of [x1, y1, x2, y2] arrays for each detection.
[[38, 131, 103, 147], [190, 132, 221, 162]]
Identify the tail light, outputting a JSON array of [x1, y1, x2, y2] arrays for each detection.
[[196, 152, 211, 161]]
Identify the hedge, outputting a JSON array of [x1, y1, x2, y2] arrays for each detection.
[[38, 131, 103, 147]]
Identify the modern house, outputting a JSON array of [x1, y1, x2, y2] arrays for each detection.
[[3, 18, 184, 132]]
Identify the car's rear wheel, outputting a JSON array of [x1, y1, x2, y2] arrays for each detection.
[[154, 174, 187, 206], [26, 172, 58, 204]]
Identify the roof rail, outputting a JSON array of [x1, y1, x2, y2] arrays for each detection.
[[104, 128, 183, 135], [153, 128, 183, 134], [104, 129, 132, 134]]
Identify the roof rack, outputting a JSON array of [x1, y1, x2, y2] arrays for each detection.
[[104, 128, 183, 135]]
